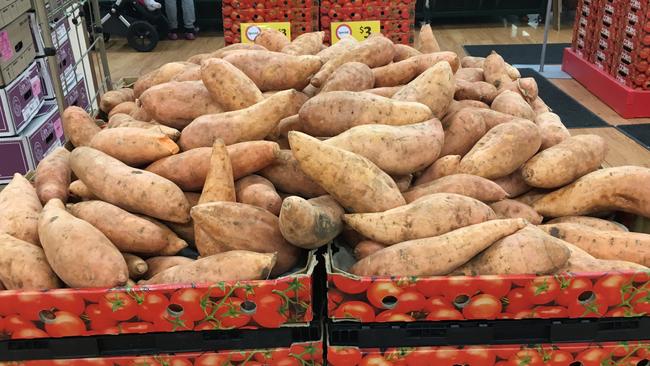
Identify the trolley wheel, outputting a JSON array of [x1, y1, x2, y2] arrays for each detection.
[[126, 21, 159, 52]]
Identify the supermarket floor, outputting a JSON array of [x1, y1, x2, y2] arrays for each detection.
[[104, 20, 650, 167]]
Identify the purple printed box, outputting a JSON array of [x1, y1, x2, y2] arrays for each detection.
[[30, 11, 71, 56], [35, 57, 56, 100], [0, 101, 64, 183], [0, 61, 46, 136], [64, 77, 90, 111]]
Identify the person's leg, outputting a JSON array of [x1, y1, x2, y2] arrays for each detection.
[[164, 0, 179, 39], [181, 0, 196, 39]]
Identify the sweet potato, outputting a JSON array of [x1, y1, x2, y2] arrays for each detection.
[[500, 78, 539, 103], [547, 216, 628, 232], [315, 36, 357, 63], [201, 58, 263, 111], [455, 67, 484, 82], [325, 119, 443, 175], [403, 174, 508, 203], [162, 193, 199, 245], [454, 79, 498, 104], [392, 61, 454, 118], [143, 250, 277, 284], [522, 135, 607, 189], [354, 240, 386, 260], [350, 218, 528, 276], [68, 200, 186, 254], [320, 62, 375, 93], [62, 106, 101, 147], [191, 202, 300, 275], [454, 225, 570, 275], [134, 62, 195, 97], [417, 24, 440, 53], [483, 52, 511, 88], [259, 149, 327, 198], [35, 147, 71, 205], [235, 175, 282, 215], [363, 86, 403, 98], [89, 127, 179, 166], [540, 223, 650, 266], [373, 52, 460, 87], [289, 131, 405, 213], [122, 253, 148, 280], [393, 44, 421, 62], [459, 120, 541, 179], [533, 166, 650, 218], [471, 108, 515, 130], [187, 44, 267, 64], [414, 155, 461, 186], [440, 108, 487, 157], [299, 91, 432, 136], [506, 64, 521, 80], [100, 88, 134, 113], [224, 50, 321, 91], [139, 81, 223, 129], [531, 96, 551, 115], [281, 31, 324, 55], [39, 199, 128, 287], [70, 147, 190, 223], [180, 90, 306, 150], [491, 90, 535, 121], [146, 141, 278, 191], [0, 233, 60, 289], [311, 36, 394, 87], [493, 171, 532, 197], [461, 56, 485, 68], [108, 101, 138, 119], [198, 140, 236, 204], [279, 195, 344, 249], [254, 29, 290, 51], [393, 174, 412, 192], [345, 193, 496, 245], [489, 199, 542, 224], [442, 102, 490, 126], [270, 114, 302, 141], [68, 180, 97, 201], [144, 256, 194, 279], [171, 64, 201, 81], [0, 174, 42, 245], [131, 105, 152, 122], [535, 112, 571, 149], [107, 121, 180, 141], [557, 242, 648, 273], [513, 189, 549, 206]]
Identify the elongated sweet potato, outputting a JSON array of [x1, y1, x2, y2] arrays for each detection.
[[89, 127, 179, 166], [281, 31, 324, 55], [547, 216, 628, 232], [198, 140, 236, 204], [0, 174, 42, 245], [535, 112, 571, 149], [325, 119, 443, 175], [187, 44, 267, 64], [180, 90, 306, 150], [289, 131, 405, 212], [454, 79, 498, 104], [403, 174, 508, 203], [70, 147, 190, 223], [144, 256, 194, 279], [459, 120, 541, 179], [491, 90, 535, 121], [316, 36, 357, 63], [109, 122, 180, 141], [454, 225, 570, 275], [279, 195, 344, 249], [350, 218, 528, 276], [235, 175, 282, 215], [201, 58, 263, 111], [224, 50, 321, 91], [489, 199, 542, 224], [62, 106, 101, 147], [100, 88, 134, 113], [35, 147, 71, 205], [533, 166, 650, 218], [373, 52, 460, 87], [440, 108, 487, 156], [191, 202, 301, 275], [142, 251, 277, 284], [311, 36, 394, 87], [414, 155, 461, 186], [122, 253, 148, 280], [299, 91, 432, 136], [364, 86, 403, 98], [417, 24, 440, 53], [134, 62, 195, 97], [483, 52, 511, 88], [540, 223, 650, 266], [522, 135, 607, 189], [108, 101, 138, 119], [393, 44, 421, 62], [354, 240, 386, 259], [259, 149, 327, 198], [493, 170, 532, 197], [455, 68, 484, 82], [345, 193, 496, 245], [320, 62, 375, 93], [461, 56, 485, 68], [254, 29, 290, 51], [557, 242, 648, 273], [392, 61, 454, 118], [39, 199, 128, 287], [139, 81, 223, 129], [0, 233, 60, 289], [69, 200, 187, 254]]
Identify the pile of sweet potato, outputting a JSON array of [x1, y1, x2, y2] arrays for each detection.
[[1, 27, 650, 291]]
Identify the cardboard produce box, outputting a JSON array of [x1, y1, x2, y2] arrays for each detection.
[[0, 61, 45, 136], [0, 13, 36, 86]]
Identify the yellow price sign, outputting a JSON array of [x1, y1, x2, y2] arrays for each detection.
[[241, 22, 291, 43], [331, 20, 380, 43]]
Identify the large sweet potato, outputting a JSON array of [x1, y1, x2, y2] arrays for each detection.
[[316, 36, 357, 63], [392, 61, 455, 118], [491, 90, 535, 121], [454, 79, 499, 104], [235, 175, 282, 215], [489, 199, 542, 224], [201, 58, 263, 111], [403, 174, 508, 203], [0, 174, 42, 245], [373, 52, 460, 87], [134, 62, 195, 97], [393, 44, 421, 62], [483, 52, 511, 88], [35, 147, 71, 205], [547, 216, 628, 232], [455, 68, 484, 82], [320, 62, 375, 93], [254, 29, 290, 51], [535, 112, 571, 149], [440, 108, 487, 156], [279, 195, 344, 249], [0, 233, 60, 289], [89, 127, 179, 166], [187, 44, 267, 64], [281, 31, 324, 55], [259, 149, 327, 198], [414, 155, 461, 186], [62, 106, 101, 147], [558, 242, 648, 273]]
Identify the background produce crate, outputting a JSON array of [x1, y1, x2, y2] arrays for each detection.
[[0, 252, 317, 340], [327, 243, 650, 323]]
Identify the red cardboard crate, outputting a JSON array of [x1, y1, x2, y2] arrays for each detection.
[[382, 30, 414, 45], [327, 242, 650, 323], [380, 19, 414, 33], [0, 254, 317, 340]]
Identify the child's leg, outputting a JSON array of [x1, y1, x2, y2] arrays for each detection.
[[181, 0, 196, 31], [164, 0, 178, 29]]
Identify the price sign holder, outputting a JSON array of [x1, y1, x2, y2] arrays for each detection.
[[241, 22, 291, 43], [330, 20, 380, 43]]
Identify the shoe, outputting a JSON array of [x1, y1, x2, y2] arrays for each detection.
[[168, 32, 178, 40], [185, 32, 196, 40]]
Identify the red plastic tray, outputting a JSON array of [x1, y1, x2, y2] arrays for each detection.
[[562, 47, 650, 118]]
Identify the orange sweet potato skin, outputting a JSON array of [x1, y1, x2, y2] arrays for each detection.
[[0, 174, 42, 245], [278, 195, 344, 249], [144, 256, 194, 280], [260, 149, 327, 198], [89, 127, 179, 166], [35, 147, 71, 205], [235, 175, 282, 215], [403, 174, 509, 203], [0, 233, 61, 289], [62, 106, 101, 147]]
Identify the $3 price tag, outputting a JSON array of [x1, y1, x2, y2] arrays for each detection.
[[331, 20, 381, 43]]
